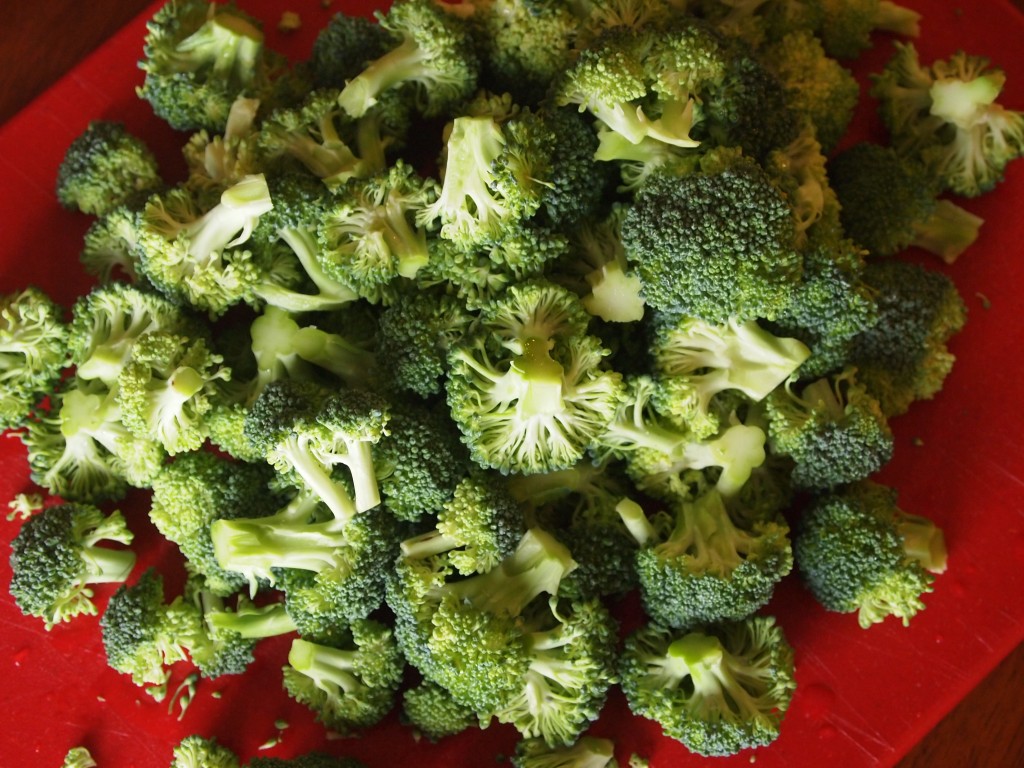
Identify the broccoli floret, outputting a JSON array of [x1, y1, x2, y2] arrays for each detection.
[[400, 467, 525, 575], [80, 204, 147, 284], [511, 735, 619, 768], [310, 11, 397, 89], [620, 155, 802, 323], [137, 175, 275, 316], [401, 679, 480, 742], [317, 160, 441, 300], [848, 259, 966, 416], [871, 43, 1024, 197], [794, 480, 946, 627], [55, 120, 162, 217], [766, 368, 894, 490], [169, 734, 240, 768], [337, 0, 479, 119], [100, 568, 203, 699], [818, 0, 920, 60], [619, 616, 796, 756], [181, 572, 262, 679], [60, 746, 98, 768], [827, 143, 983, 262], [8, 503, 135, 629], [136, 0, 274, 131], [648, 314, 810, 439], [445, 280, 625, 474], [622, 489, 791, 628], [282, 619, 405, 736], [0, 286, 68, 430], [149, 450, 282, 595], [182, 96, 263, 201], [249, 754, 367, 768]]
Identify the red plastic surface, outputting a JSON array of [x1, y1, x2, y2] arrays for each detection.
[[1, 1, 1023, 766]]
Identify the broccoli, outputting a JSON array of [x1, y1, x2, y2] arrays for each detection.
[[620, 488, 792, 628], [871, 43, 1024, 197], [818, 0, 920, 60], [136, 0, 275, 131], [620, 154, 803, 323], [182, 96, 263, 201], [511, 736, 619, 768], [100, 568, 203, 699], [401, 679, 480, 742], [337, 0, 479, 119], [282, 619, 405, 736], [848, 259, 966, 416], [60, 746, 98, 768], [794, 480, 947, 627], [309, 11, 397, 90], [55, 121, 162, 217], [648, 314, 810, 439], [619, 616, 796, 756], [827, 142, 983, 263], [8, 502, 135, 629], [80, 204, 146, 284], [0, 286, 68, 430], [148, 450, 282, 596], [169, 734, 240, 768], [445, 279, 625, 474], [249, 754, 368, 768], [765, 368, 894, 490]]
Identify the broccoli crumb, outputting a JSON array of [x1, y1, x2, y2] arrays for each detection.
[[278, 11, 301, 33]]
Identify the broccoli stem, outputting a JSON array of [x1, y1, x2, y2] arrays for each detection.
[[512, 338, 566, 416], [897, 514, 948, 573], [291, 326, 375, 388], [400, 528, 461, 560], [275, 433, 359, 522], [338, 37, 428, 117], [332, 437, 381, 513], [255, 228, 358, 311], [208, 601, 299, 639], [929, 74, 1003, 127], [80, 546, 136, 583], [175, 14, 263, 85], [288, 638, 361, 694], [617, 498, 657, 547], [874, 1, 922, 37], [187, 175, 273, 260], [379, 196, 431, 278], [909, 199, 983, 264]]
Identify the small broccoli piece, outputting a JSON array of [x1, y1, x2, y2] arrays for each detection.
[[827, 143, 983, 263], [249, 754, 367, 768], [8, 503, 135, 629], [648, 314, 810, 439], [80, 203, 147, 284], [55, 121, 162, 217], [511, 735, 619, 768], [337, 0, 479, 119], [169, 734, 240, 768], [282, 619, 405, 736], [818, 0, 920, 60], [181, 96, 263, 201], [310, 11, 397, 89], [400, 467, 525, 575], [317, 160, 441, 300], [794, 481, 946, 627], [401, 679, 481, 742], [620, 155, 802, 323], [619, 616, 796, 756], [0, 286, 68, 430], [100, 568, 203, 698], [61, 746, 97, 768], [136, 0, 273, 132], [137, 175, 275, 316], [766, 368, 894, 490], [622, 488, 792, 628], [446, 280, 625, 475], [871, 43, 1024, 197], [149, 450, 282, 595], [848, 259, 966, 416]]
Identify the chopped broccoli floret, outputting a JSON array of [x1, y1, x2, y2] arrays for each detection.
[[169, 734, 240, 768], [818, 0, 920, 60], [401, 679, 481, 742], [309, 11, 396, 89], [511, 735, 619, 768], [60, 746, 98, 768]]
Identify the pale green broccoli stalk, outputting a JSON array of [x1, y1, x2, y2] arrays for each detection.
[[446, 280, 625, 475], [337, 0, 479, 118], [136, 0, 272, 132], [116, 330, 231, 455], [766, 368, 894, 490], [871, 43, 1024, 197], [794, 481, 946, 628], [169, 735, 240, 768], [512, 735, 619, 768], [827, 142, 983, 263], [137, 175, 275, 316], [649, 314, 810, 439], [0, 286, 69, 430], [8, 503, 135, 629], [818, 0, 920, 60], [55, 120, 162, 216], [619, 616, 796, 756], [282, 620, 405, 736]]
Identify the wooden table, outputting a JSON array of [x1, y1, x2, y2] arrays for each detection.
[[1, 2, 1022, 767]]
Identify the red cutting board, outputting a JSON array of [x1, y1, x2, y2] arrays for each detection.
[[1, 1, 1023, 766]]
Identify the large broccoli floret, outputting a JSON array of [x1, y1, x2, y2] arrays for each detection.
[[620, 155, 802, 323], [0, 286, 68, 430], [337, 0, 479, 119], [766, 368, 894, 490], [794, 481, 947, 628], [619, 616, 796, 756], [827, 142, 983, 263], [621, 488, 792, 628], [8, 503, 135, 629], [282, 619, 405, 736], [871, 43, 1024, 197], [55, 121, 162, 216], [445, 280, 625, 474]]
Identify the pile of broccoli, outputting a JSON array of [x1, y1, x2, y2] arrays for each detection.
[[4, 0, 1022, 764]]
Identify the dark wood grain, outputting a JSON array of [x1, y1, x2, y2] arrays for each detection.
[[1, 2, 1022, 767]]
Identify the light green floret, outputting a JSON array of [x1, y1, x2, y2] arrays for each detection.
[[61, 746, 98, 768], [169, 734, 240, 768]]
